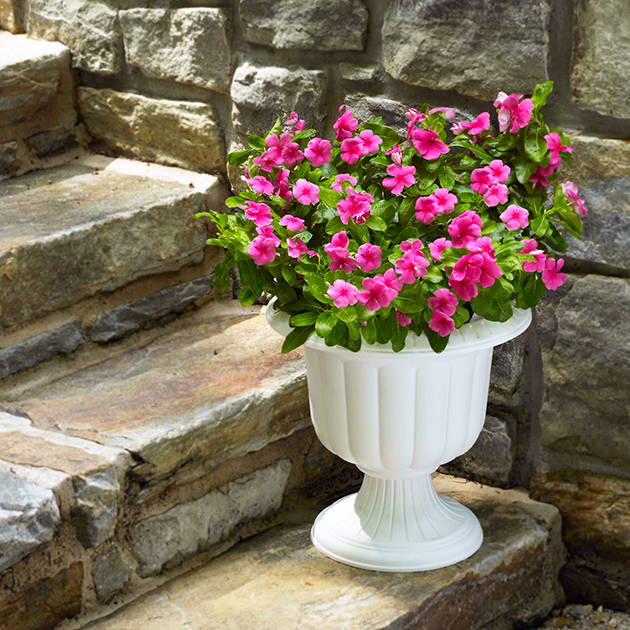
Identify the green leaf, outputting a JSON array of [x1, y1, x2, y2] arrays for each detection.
[[281, 325, 314, 353], [423, 324, 449, 353], [335, 306, 358, 323], [530, 214, 549, 236], [224, 196, 244, 209], [247, 134, 266, 150], [398, 197, 416, 225], [391, 325, 408, 352], [366, 215, 387, 231], [361, 319, 377, 345], [228, 149, 253, 166], [438, 166, 456, 189], [319, 187, 343, 208], [453, 305, 471, 328], [516, 272, 546, 308], [212, 253, 234, 292], [514, 158, 538, 185], [290, 311, 318, 327], [325, 216, 344, 234], [532, 80, 554, 110], [471, 284, 514, 322], [325, 321, 348, 347], [362, 122, 401, 148], [315, 311, 337, 337], [238, 287, 259, 307], [524, 126, 548, 163], [348, 221, 370, 243], [305, 273, 329, 302]]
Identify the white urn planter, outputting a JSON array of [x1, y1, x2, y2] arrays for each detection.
[[267, 303, 532, 572]]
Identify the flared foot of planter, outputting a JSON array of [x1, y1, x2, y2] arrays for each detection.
[[311, 474, 483, 572]]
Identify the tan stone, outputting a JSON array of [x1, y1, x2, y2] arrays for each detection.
[[82, 479, 564, 630], [0, 562, 82, 630], [78, 88, 225, 173], [531, 470, 630, 608], [0, 0, 20, 34], [565, 134, 630, 182]]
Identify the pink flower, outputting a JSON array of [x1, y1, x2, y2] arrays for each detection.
[[243, 201, 272, 227], [340, 137, 365, 164], [253, 151, 277, 172], [333, 106, 358, 141], [293, 179, 320, 205], [467, 236, 495, 255], [337, 190, 373, 224], [246, 175, 274, 195], [400, 239, 423, 253], [562, 181, 587, 216], [470, 168, 494, 194], [520, 239, 546, 273], [325, 246, 358, 273], [304, 138, 332, 167], [428, 288, 458, 316], [428, 106, 457, 120], [329, 231, 349, 249], [383, 163, 416, 195], [395, 250, 429, 284], [451, 112, 490, 136], [331, 173, 358, 193], [274, 169, 292, 202], [483, 183, 508, 207], [356, 243, 382, 272], [247, 236, 277, 265], [357, 276, 397, 311], [499, 204, 529, 230], [386, 144, 403, 165], [429, 311, 455, 337], [432, 188, 458, 214], [327, 279, 359, 308], [448, 252, 502, 301], [358, 129, 383, 154], [545, 132, 572, 168], [415, 195, 438, 225], [429, 237, 452, 261], [411, 128, 449, 161], [405, 108, 426, 137], [494, 92, 533, 133], [530, 164, 556, 189], [287, 237, 315, 259], [396, 310, 412, 327], [256, 225, 280, 246], [279, 214, 305, 231], [264, 132, 292, 164], [448, 211, 483, 248], [486, 159, 510, 184], [381, 268, 404, 292], [285, 111, 306, 130], [281, 140, 304, 166], [542, 257, 568, 290]]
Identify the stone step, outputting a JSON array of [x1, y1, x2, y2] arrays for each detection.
[[0, 301, 326, 629], [76, 478, 565, 630], [0, 153, 226, 330]]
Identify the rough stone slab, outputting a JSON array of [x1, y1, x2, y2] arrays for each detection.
[[382, 0, 550, 101], [0, 562, 82, 630], [536, 275, 630, 474], [231, 62, 328, 141], [89, 275, 214, 343], [92, 544, 132, 603], [0, 141, 18, 176], [0, 320, 83, 379], [532, 471, 630, 610], [571, 0, 630, 118], [488, 337, 526, 407], [130, 459, 291, 576], [25, 0, 121, 74], [83, 478, 564, 630], [0, 32, 67, 127], [562, 134, 630, 271], [0, 470, 60, 573], [119, 8, 230, 91], [12, 302, 308, 490], [24, 126, 78, 158], [446, 415, 513, 486], [77, 88, 225, 173], [240, 0, 368, 51], [339, 63, 383, 83], [0, 155, 223, 329], [0, 0, 20, 33]]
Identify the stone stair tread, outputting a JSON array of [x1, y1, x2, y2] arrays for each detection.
[[0, 154, 224, 328], [3, 300, 307, 491], [78, 478, 563, 630]]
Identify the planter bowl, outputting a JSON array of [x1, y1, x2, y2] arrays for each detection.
[[267, 302, 532, 571]]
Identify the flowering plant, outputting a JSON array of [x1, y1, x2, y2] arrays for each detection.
[[203, 81, 585, 353]]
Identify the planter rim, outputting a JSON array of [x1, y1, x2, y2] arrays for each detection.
[[265, 299, 532, 356]]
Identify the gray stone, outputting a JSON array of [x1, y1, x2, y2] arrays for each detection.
[[0, 141, 17, 176], [24, 127, 77, 158], [489, 337, 526, 407], [26, 0, 121, 74], [0, 320, 83, 379], [0, 0, 20, 33], [446, 416, 513, 485], [344, 93, 407, 133], [571, 0, 630, 118], [537, 275, 630, 474], [339, 63, 383, 83], [0, 32, 66, 127], [119, 8, 230, 91], [73, 467, 120, 548], [382, 0, 550, 101], [77, 88, 225, 173], [0, 155, 223, 329], [89, 276, 214, 344], [231, 63, 328, 140], [0, 470, 60, 572], [129, 459, 291, 575], [240, 0, 368, 51], [92, 544, 132, 603]]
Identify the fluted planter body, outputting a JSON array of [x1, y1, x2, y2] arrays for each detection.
[[267, 304, 532, 571]]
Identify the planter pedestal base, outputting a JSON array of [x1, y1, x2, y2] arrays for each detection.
[[311, 473, 482, 572]]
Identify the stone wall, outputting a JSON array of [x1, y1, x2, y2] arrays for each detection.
[[1, 0, 629, 611]]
